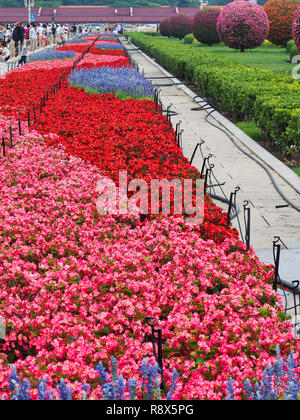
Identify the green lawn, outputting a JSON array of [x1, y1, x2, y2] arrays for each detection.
[[196, 44, 293, 75], [294, 167, 300, 176]]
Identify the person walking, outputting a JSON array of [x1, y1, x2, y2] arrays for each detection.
[[47, 24, 52, 44], [36, 24, 43, 48], [52, 24, 57, 43], [0, 41, 11, 62], [29, 23, 37, 52], [24, 24, 30, 41], [12, 22, 25, 57], [4, 25, 11, 43], [18, 39, 30, 66]]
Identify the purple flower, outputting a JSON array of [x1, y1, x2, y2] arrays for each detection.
[[69, 67, 155, 99], [29, 50, 75, 62]]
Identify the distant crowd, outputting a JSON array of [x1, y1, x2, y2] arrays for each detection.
[[0, 22, 124, 65]]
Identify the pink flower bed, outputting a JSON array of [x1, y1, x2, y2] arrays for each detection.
[[0, 115, 295, 399]]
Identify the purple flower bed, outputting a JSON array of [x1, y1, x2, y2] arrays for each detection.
[[29, 50, 75, 62], [99, 35, 118, 40], [227, 348, 300, 400], [69, 67, 155, 99], [7, 358, 179, 400], [68, 38, 89, 44], [95, 43, 124, 50]]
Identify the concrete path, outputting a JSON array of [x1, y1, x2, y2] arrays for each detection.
[[122, 39, 300, 293]]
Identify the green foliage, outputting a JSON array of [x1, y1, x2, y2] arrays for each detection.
[[183, 33, 194, 44], [289, 44, 298, 60], [129, 33, 300, 155], [236, 121, 264, 142], [287, 39, 296, 52]]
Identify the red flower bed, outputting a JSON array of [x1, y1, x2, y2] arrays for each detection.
[[32, 85, 237, 243], [0, 67, 71, 119]]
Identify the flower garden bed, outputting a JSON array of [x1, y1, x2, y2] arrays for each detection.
[[0, 35, 298, 400]]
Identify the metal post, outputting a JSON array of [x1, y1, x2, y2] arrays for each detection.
[[9, 126, 13, 148], [204, 168, 211, 195], [227, 192, 234, 223], [24, 0, 35, 25], [243, 201, 251, 251], [145, 318, 166, 392], [2, 136, 5, 157], [273, 237, 281, 291]]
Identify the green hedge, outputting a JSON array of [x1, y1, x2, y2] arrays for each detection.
[[183, 34, 195, 44], [128, 33, 300, 154]]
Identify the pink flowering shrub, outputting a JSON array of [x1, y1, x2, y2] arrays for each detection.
[[217, 1, 270, 52], [192, 8, 221, 46], [167, 14, 192, 40], [293, 7, 300, 52]]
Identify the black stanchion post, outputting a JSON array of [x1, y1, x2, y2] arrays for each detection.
[[243, 201, 251, 251], [2, 136, 5, 157], [273, 237, 281, 291], [33, 104, 37, 123], [200, 157, 208, 178], [145, 317, 166, 393], [204, 168, 210, 195], [227, 192, 234, 224], [175, 121, 182, 144], [9, 125, 13, 148]]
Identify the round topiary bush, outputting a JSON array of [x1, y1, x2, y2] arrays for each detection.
[[159, 18, 170, 37], [192, 7, 221, 46], [183, 33, 195, 44], [217, 1, 270, 52], [167, 14, 192, 40], [293, 7, 300, 52], [264, 0, 300, 46]]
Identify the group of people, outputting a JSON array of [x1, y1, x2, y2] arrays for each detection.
[[104, 24, 124, 36], [0, 22, 82, 64], [0, 22, 124, 66]]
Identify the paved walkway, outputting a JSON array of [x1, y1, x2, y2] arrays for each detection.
[[123, 38, 300, 288]]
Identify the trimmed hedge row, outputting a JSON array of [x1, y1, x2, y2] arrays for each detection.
[[128, 33, 300, 154]]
